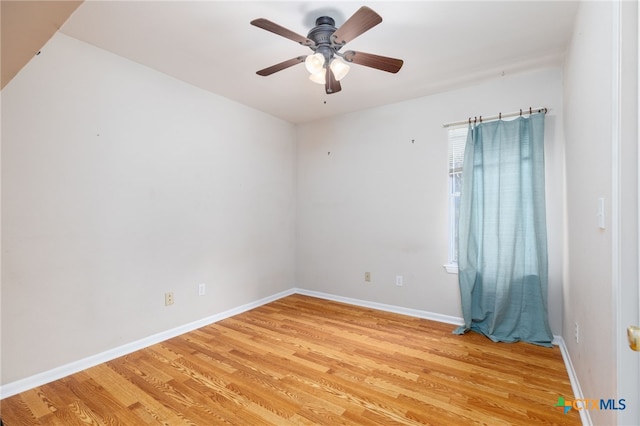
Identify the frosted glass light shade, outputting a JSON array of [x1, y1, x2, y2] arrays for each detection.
[[309, 69, 326, 84], [330, 57, 350, 81], [305, 53, 325, 74]]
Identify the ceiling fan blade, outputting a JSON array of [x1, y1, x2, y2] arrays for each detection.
[[251, 18, 314, 46], [257, 57, 306, 76], [331, 6, 382, 45], [343, 51, 404, 73], [325, 67, 342, 94]]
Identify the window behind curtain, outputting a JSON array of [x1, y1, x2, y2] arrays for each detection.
[[447, 126, 468, 270]]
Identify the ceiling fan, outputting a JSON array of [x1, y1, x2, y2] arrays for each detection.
[[251, 6, 404, 94]]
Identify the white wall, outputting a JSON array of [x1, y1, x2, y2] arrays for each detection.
[[296, 68, 565, 335], [1, 33, 297, 384], [562, 2, 613, 417], [563, 1, 638, 424]]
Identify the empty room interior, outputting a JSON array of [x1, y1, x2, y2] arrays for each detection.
[[1, 1, 639, 425]]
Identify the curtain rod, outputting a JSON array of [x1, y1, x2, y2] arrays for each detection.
[[442, 107, 548, 128]]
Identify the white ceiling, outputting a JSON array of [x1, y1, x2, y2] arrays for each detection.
[[58, 1, 579, 124]]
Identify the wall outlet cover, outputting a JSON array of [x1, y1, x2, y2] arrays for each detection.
[[165, 292, 174, 306]]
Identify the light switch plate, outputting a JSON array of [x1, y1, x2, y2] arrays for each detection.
[[597, 197, 605, 229]]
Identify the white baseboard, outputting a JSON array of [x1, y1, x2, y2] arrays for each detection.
[[293, 288, 466, 326], [553, 336, 590, 426], [0, 288, 296, 399]]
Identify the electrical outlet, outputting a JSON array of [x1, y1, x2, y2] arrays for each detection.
[[198, 283, 206, 296], [575, 322, 579, 343], [396, 275, 403, 286], [364, 272, 371, 282], [165, 292, 174, 306]]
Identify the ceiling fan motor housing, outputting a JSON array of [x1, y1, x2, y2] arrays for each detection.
[[307, 16, 337, 45]]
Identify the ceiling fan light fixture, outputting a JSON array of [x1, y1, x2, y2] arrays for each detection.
[[305, 52, 325, 74], [330, 57, 350, 81], [309, 69, 326, 84]]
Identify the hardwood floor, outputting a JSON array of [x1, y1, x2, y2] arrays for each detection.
[[1, 294, 581, 425]]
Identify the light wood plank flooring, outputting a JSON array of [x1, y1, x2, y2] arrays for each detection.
[[1, 294, 580, 425]]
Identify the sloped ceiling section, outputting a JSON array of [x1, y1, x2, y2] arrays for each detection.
[[1, 0, 83, 89]]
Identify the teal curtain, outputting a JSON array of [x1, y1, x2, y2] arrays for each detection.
[[453, 113, 553, 347]]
